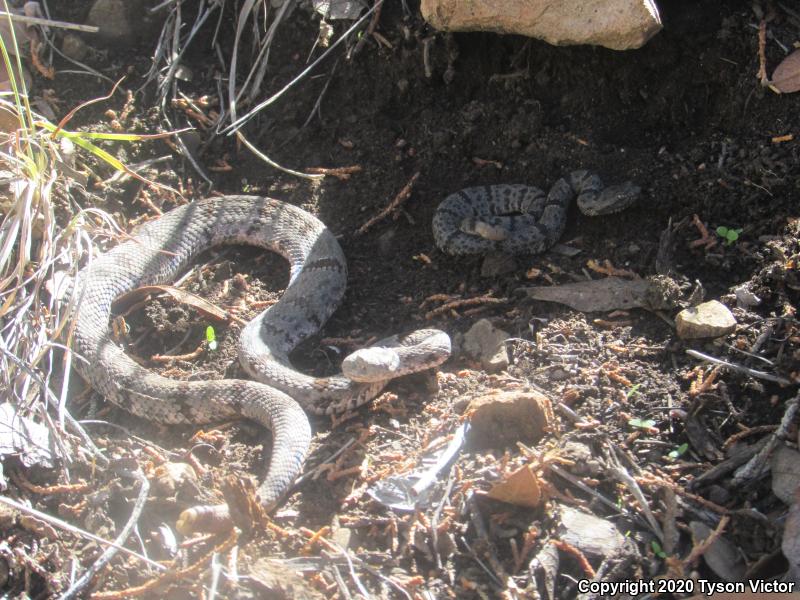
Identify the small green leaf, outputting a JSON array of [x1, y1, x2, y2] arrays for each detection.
[[628, 418, 656, 430], [716, 226, 742, 245], [651, 540, 667, 558], [625, 383, 642, 399], [667, 442, 689, 460], [206, 325, 218, 351]]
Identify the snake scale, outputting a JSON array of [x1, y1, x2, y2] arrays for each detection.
[[432, 170, 641, 255], [73, 196, 451, 531]]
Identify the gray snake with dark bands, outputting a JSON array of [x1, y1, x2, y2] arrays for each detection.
[[432, 170, 641, 255], [72, 196, 451, 530]]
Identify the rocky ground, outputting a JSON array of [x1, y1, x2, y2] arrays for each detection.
[[1, 0, 800, 598]]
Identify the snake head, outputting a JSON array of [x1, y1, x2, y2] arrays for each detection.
[[341, 347, 401, 382]]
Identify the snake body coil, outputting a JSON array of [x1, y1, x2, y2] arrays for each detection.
[[433, 170, 641, 255], [72, 196, 450, 530]]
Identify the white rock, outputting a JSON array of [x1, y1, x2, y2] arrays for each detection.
[[462, 318, 509, 372], [675, 300, 736, 340], [734, 283, 761, 309], [421, 0, 662, 51]]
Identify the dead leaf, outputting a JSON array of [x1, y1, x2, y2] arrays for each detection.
[[112, 285, 230, 322], [771, 49, 800, 93], [0, 402, 54, 468], [487, 464, 541, 508], [517, 276, 653, 312]]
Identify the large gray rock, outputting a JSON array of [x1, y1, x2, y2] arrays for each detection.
[[87, 0, 142, 46], [421, 0, 662, 51]]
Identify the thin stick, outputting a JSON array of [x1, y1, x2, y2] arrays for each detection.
[[60, 468, 152, 599], [0, 12, 99, 33], [757, 18, 768, 86], [425, 295, 507, 320], [355, 172, 420, 235], [0, 495, 165, 571], [685, 349, 791, 385]]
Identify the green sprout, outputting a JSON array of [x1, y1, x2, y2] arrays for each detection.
[[205, 325, 218, 351], [625, 383, 642, 400], [716, 226, 742, 245], [667, 442, 689, 460], [651, 540, 667, 559], [628, 417, 656, 430]]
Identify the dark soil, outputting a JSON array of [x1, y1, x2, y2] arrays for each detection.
[[3, 0, 800, 598]]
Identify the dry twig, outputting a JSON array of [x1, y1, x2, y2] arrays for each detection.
[[355, 172, 420, 235], [92, 530, 238, 599], [424, 295, 508, 320], [306, 165, 363, 181]]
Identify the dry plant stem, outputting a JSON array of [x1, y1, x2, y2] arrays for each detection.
[[61, 468, 151, 600], [151, 343, 205, 363], [685, 349, 791, 385], [722, 424, 778, 449], [224, 0, 385, 134], [757, 19, 768, 86], [351, 0, 384, 56], [356, 171, 420, 235], [92, 530, 238, 600], [689, 436, 768, 489], [605, 443, 664, 542], [548, 464, 620, 514], [733, 393, 799, 485], [429, 468, 457, 570], [306, 165, 362, 180], [467, 495, 509, 584], [552, 540, 595, 578], [0, 495, 164, 570], [683, 515, 731, 567], [420, 293, 460, 307], [0, 11, 98, 32], [293, 437, 356, 487], [425, 295, 507, 320], [689, 214, 716, 249], [10, 470, 89, 495], [637, 474, 729, 514]]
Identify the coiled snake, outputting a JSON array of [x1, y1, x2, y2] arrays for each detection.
[[72, 196, 451, 531], [432, 170, 641, 255]]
